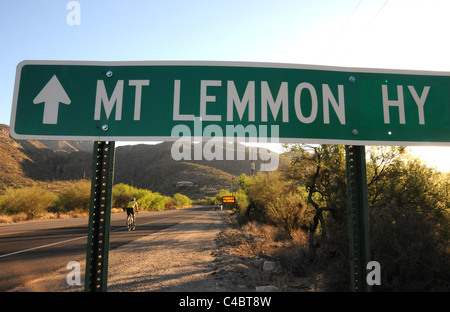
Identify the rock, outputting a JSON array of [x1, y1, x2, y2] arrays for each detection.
[[286, 277, 312, 289], [251, 258, 265, 270], [263, 260, 281, 273], [256, 285, 279, 292]]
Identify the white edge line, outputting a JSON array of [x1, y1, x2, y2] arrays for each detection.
[[0, 215, 183, 259], [0, 236, 86, 259]]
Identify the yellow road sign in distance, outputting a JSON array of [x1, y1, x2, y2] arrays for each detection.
[[222, 196, 235, 203]]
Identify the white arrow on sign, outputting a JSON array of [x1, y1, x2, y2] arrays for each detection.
[[33, 75, 71, 124]]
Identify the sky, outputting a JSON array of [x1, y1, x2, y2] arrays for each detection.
[[1, 0, 450, 171]]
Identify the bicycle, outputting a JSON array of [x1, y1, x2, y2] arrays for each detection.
[[126, 212, 136, 231]]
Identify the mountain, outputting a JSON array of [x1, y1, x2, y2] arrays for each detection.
[[0, 124, 93, 185], [0, 124, 281, 199]]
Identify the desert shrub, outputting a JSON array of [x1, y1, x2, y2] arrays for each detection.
[[113, 183, 172, 211], [113, 183, 140, 208], [150, 193, 170, 210], [165, 197, 174, 209], [211, 189, 248, 212], [193, 198, 210, 205], [200, 195, 227, 206], [139, 191, 170, 211], [266, 190, 306, 237], [213, 189, 232, 204], [234, 189, 249, 212], [237, 172, 307, 237], [0, 186, 56, 219], [172, 193, 191, 208], [55, 180, 91, 212]]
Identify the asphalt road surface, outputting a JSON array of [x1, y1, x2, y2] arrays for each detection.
[[0, 206, 211, 291]]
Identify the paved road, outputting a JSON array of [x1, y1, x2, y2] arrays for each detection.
[[0, 206, 211, 291]]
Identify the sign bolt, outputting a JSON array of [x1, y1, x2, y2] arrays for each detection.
[[352, 129, 358, 136], [106, 71, 113, 78], [349, 76, 356, 82], [102, 125, 109, 131]]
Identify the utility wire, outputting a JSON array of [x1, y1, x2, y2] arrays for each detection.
[[369, 0, 390, 28], [322, 0, 362, 62], [322, 0, 390, 64]]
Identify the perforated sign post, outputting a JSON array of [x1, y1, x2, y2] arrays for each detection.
[[84, 141, 115, 292], [11, 60, 450, 292]]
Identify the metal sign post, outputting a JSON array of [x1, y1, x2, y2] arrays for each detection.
[[85, 141, 115, 292], [345, 145, 371, 292]]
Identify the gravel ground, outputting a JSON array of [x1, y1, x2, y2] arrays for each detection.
[[10, 209, 253, 292]]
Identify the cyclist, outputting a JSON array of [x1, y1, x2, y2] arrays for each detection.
[[126, 197, 139, 230]]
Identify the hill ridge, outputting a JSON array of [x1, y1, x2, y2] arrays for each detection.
[[0, 124, 275, 198]]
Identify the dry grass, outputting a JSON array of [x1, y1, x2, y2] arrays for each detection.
[[0, 208, 124, 224], [0, 212, 29, 223], [237, 221, 308, 256], [216, 215, 324, 291]]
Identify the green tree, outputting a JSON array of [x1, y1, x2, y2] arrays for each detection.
[[283, 144, 450, 291], [283, 144, 347, 248], [366, 147, 450, 291]]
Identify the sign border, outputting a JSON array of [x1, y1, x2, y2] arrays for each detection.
[[11, 60, 450, 146]]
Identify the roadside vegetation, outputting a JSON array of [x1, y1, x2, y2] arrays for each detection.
[[219, 145, 450, 291], [1, 143, 448, 291], [0, 180, 192, 223], [112, 183, 191, 210]]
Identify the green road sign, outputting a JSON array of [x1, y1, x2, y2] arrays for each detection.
[[10, 60, 450, 145]]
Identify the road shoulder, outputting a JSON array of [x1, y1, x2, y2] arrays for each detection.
[[10, 209, 238, 292]]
